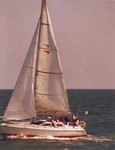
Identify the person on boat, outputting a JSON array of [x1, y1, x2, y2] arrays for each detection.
[[71, 115, 77, 122], [31, 117, 37, 124], [56, 116, 65, 123], [71, 115, 79, 126], [47, 116, 57, 127], [64, 114, 71, 125], [47, 116, 52, 121]]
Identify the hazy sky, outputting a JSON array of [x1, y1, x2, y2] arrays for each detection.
[[0, 0, 115, 89]]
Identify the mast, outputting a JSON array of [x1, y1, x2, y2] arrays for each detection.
[[34, 0, 46, 96]]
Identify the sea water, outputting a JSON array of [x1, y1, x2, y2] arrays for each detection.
[[0, 89, 115, 150]]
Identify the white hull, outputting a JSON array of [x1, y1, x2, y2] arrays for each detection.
[[0, 1, 88, 140], [0, 122, 87, 139]]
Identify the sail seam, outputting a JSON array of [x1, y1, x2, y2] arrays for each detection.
[[41, 22, 50, 26], [36, 92, 64, 95], [40, 47, 56, 51], [36, 70, 62, 75]]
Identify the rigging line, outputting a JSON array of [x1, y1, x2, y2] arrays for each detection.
[[77, 103, 81, 116], [36, 70, 62, 75]]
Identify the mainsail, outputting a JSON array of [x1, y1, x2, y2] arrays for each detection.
[[3, 0, 70, 121], [3, 23, 39, 120]]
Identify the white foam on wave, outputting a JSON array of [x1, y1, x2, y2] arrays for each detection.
[[6, 135, 72, 140], [0, 134, 115, 142]]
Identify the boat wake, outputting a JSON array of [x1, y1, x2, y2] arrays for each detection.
[[84, 135, 115, 142], [0, 134, 114, 142]]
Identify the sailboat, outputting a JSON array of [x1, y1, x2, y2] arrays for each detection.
[[0, 0, 87, 139]]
